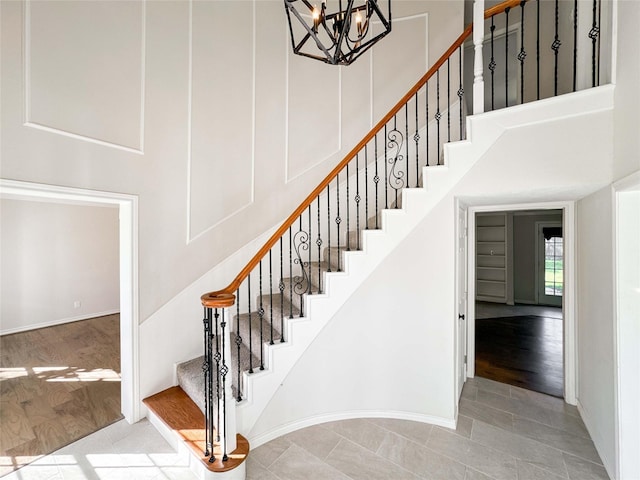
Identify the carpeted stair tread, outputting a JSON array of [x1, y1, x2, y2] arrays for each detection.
[[235, 312, 284, 356]]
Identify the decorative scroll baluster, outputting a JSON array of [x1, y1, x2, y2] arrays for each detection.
[[589, 0, 600, 87], [552, 0, 561, 96], [279, 239, 285, 342], [269, 249, 274, 345], [247, 275, 253, 373], [293, 215, 309, 315], [388, 116, 405, 203], [316, 195, 322, 293], [414, 92, 420, 187], [489, 16, 496, 110], [235, 291, 241, 401], [519, 1, 526, 104], [505, 7, 510, 108]]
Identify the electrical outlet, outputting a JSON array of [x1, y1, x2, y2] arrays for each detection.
[[74, 300, 81, 309]]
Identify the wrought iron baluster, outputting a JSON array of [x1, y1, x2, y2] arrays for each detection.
[[327, 185, 332, 272], [258, 261, 264, 370], [269, 249, 273, 345], [307, 205, 312, 293], [552, 0, 561, 96], [447, 57, 451, 143], [436, 70, 441, 165], [374, 134, 379, 228], [404, 104, 409, 188], [335, 175, 342, 271], [203, 307, 212, 458], [213, 309, 221, 451], [414, 92, 419, 187], [279, 238, 284, 341], [519, 1, 526, 104], [293, 215, 309, 316], [219, 309, 229, 462], [590, 0, 600, 87], [365, 145, 369, 228], [355, 152, 361, 247], [458, 47, 464, 140], [316, 195, 322, 294], [289, 227, 293, 318], [426, 79, 429, 166], [236, 290, 241, 401], [505, 7, 510, 108], [247, 274, 253, 373], [346, 163, 350, 251], [490, 16, 496, 110], [384, 124, 389, 208]]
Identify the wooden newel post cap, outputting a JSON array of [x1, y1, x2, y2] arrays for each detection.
[[201, 292, 236, 308]]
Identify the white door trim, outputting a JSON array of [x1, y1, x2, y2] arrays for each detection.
[[466, 200, 576, 405], [535, 221, 563, 307], [0, 179, 141, 423]]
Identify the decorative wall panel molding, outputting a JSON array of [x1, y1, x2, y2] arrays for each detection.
[[285, 46, 342, 183], [24, 0, 145, 153], [187, 0, 255, 241]]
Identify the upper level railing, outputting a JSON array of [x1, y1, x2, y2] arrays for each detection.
[[198, 0, 603, 466]]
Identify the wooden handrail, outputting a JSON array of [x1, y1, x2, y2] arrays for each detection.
[[202, 0, 524, 308]]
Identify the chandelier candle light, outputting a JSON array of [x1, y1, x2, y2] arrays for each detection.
[[284, 0, 392, 65]]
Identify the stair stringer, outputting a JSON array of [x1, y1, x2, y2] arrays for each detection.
[[233, 113, 509, 437]]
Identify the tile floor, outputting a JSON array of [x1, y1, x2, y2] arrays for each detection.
[[2, 377, 610, 480]]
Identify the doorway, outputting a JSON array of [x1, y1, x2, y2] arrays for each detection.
[[466, 202, 576, 404], [0, 179, 140, 423]]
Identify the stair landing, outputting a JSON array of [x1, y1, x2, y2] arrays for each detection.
[[143, 386, 249, 477]]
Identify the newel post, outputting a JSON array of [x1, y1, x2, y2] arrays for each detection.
[[201, 292, 238, 461], [473, 0, 485, 114]]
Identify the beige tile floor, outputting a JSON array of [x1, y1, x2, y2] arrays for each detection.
[[2, 377, 610, 480]]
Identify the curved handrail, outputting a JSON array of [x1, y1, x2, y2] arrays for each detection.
[[202, 0, 524, 307]]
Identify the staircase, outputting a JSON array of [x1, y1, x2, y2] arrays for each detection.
[[143, 0, 607, 478]]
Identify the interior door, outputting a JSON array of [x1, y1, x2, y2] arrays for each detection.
[[456, 204, 468, 399]]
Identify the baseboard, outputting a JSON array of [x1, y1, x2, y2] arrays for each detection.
[[0, 309, 120, 336], [577, 400, 617, 480], [249, 410, 456, 449], [514, 299, 538, 305]]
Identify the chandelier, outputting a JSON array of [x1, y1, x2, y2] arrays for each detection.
[[284, 0, 392, 66]]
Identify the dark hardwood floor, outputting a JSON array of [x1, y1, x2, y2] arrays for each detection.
[[475, 313, 564, 398], [0, 314, 121, 476]]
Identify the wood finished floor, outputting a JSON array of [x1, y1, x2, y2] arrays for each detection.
[[0, 314, 122, 476], [475, 313, 564, 398]]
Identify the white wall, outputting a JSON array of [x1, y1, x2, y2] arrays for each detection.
[[613, 0, 640, 181], [0, 198, 119, 334], [0, 0, 464, 326], [576, 186, 616, 476], [249, 200, 457, 441]]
